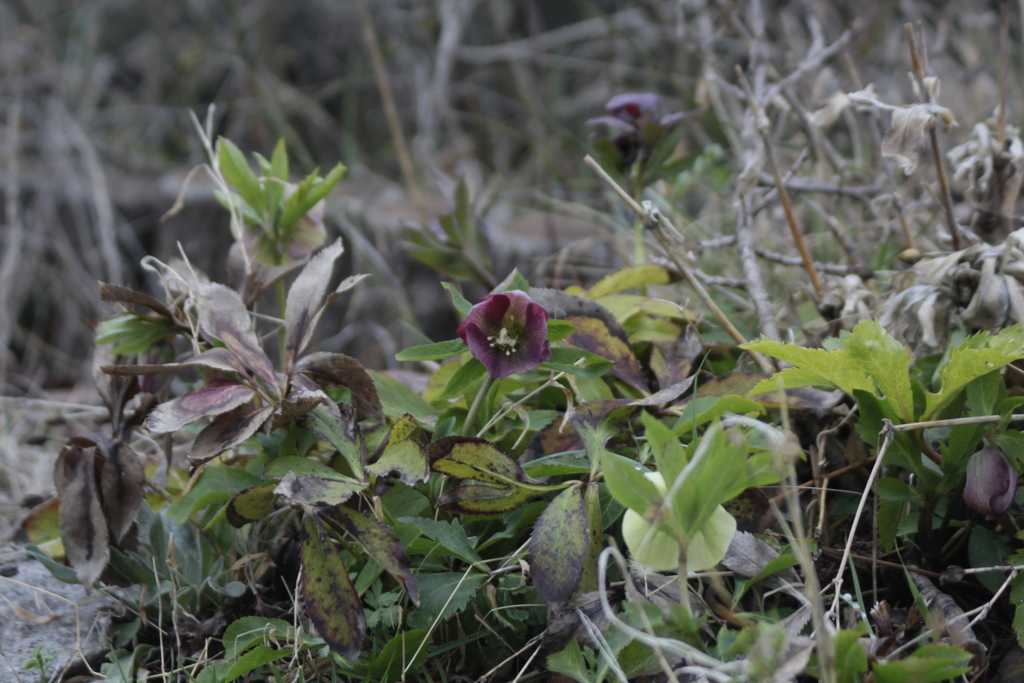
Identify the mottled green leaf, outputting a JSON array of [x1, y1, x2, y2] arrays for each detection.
[[428, 436, 542, 487], [275, 471, 364, 507], [300, 403, 366, 482], [301, 514, 365, 662], [435, 483, 541, 514], [226, 486, 278, 528], [325, 506, 420, 605], [531, 483, 589, 605], [366, 415, 428, 485]]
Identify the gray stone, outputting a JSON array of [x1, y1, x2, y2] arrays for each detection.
[[0, 548, 118, 683]]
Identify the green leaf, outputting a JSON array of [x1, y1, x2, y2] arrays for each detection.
[[835, 628, 870, 683], [167, 465, 262, 522], [547, 641, 592, 683], [300, 403, 366, 481], [406, 571, 487, 630], [398, 517, 484, 568], [840, 321, 915, 421], [369, 370, 439, 422], [274, 472, 364, 507], [264, 456, 348, 480], [601, 452, 660, 516], [217, 138, 264, 212], [96, 315, 178, 355], [395, 339, 467, 362], [501, 270, 532, 294], [24, 544, 80, 584], [300, 514, 366, 662], [871, 643, 972, 683], [587, 265, 671, 298], [367, 630, 431, 683], [269, 138, 289, 180], [925, 328, 1024, 418], [545, 319, 577, 342], [530, 483, 590, 605], [435, 358, 487, 401], [673, 395, 764, 436], [877, 478, 922, 503], [440, 282, 473, 317], [224, 645, 292, 683], [540, 347, 614, 380], [222, 617, 294, 660]]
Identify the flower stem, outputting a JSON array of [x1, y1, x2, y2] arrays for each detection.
[[462, 374, 495, 437]]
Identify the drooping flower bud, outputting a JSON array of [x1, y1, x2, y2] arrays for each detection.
[[456, 290, 551, 380], [964, 446, 1018, 519]]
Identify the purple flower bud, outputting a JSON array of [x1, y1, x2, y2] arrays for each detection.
[[964, 446, 1018, 519], [456, 290, 552, 379]]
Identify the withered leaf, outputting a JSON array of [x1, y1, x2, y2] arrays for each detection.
[[189, 406, 274, 465], [226, 485, 279, 528], [436, 483, 541, 514], [147, 379, 255, 433], [649, 345, 693, 391], [530, 483, 589, 606], [58, 446, 109, 588], [365, 415, 428, 485], [265, 389, 328, 433], [285, 239, 344, 365], [722, 487, 775, 534], [274, 471, 364, 507], [197, 283, 279, 392], [300, 514, 366, 662], [103, 347, 248, 377], [96, 434, 146, 542], [882, 103, 957, 175], [428, 436, 542, 487], [323, 506, 420, 605], [99, 282, 173, 319], [294, 352, 384, 422], [721, 531, 800, 588]]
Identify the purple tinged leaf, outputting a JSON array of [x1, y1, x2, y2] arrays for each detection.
[[99, 282, 173, 319], [265, 389, 329, 433], [323, 506, 420, 605], [56, 445, 109, 588], [300, 514, 366, 663], [102, 347, 248, 377], [530, 483, 590, 606], [189, 406, 274, 465], [197, 283, 279, 393], [322, 273, 371, 310], [456, 290, 551, 380], [146, 380, 256, 433], [285, 239, 344, 366], [964, 447, 1019, 519], [274, 471, 364, 507], [294, 352, 384, 422]]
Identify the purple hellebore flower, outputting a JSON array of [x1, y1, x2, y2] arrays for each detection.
[[587, 92, 685, 169], [964, 446, 1019, 519], [457, 290, 552, 380]]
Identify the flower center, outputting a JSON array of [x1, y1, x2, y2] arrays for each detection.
[[487, 327, 518, 356]]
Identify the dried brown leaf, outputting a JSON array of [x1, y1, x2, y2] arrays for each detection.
[[96, 434, 145, 542], [881, 103, 957, 175], [99, 282, 173, 319], [294, 352, 384, 422], [58, 447, 109, 587], [266, 389, 329, 433], [146, 380, 255, 433]]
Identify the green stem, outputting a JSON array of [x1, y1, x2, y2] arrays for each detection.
[[462, 374, 495, 437]]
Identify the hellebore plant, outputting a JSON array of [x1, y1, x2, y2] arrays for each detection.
[[964, 446, 1019, 519], [587, 92, 686, 171]]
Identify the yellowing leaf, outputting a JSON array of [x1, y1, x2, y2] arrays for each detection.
[[587, 265, 670, 298], [530, 483, 589, 606]]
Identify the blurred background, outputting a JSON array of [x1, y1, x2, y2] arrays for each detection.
[[0, 0, 1019, 525]]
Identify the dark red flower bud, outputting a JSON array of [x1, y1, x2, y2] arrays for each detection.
[[964, 446, 1018, 519]]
